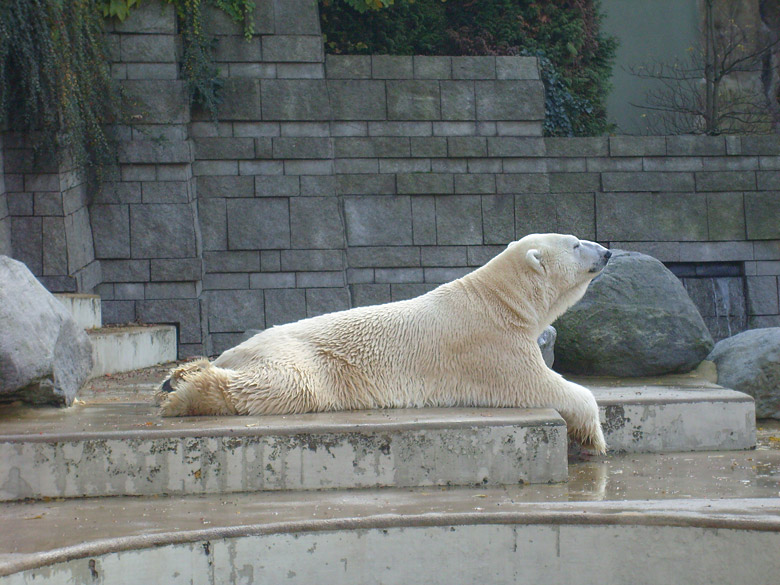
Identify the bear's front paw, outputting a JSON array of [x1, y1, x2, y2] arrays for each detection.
[[579, 422, 607, 455], [157, 390, 187, 417]]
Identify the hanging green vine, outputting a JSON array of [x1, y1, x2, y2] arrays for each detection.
[[99, 0, 256, 116], [0, 0, 120, 176], [0, 0, 256, 181]]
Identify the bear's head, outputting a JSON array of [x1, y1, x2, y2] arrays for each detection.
[[478, 233, 612, 331], [518, 233, 611, 284]]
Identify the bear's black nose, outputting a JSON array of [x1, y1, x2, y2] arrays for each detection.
[[604, 250, 612, 260]]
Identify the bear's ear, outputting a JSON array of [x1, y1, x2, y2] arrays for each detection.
[[525, 248, 543, 273]]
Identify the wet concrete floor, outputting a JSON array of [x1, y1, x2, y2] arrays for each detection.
[[1, 365, 778, 564]]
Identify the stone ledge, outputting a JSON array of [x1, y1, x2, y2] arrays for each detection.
[[580, 376, 757, 453], [0, 407, 567, 500]]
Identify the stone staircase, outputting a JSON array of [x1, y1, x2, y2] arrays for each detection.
[[0, 352, 775, 583], [53, 293, 177, 378]]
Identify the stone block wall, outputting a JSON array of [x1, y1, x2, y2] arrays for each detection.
[[526, 134, 780, 340], [94, 2, 207, 355], [3, 133, 100, 293], [194, 50, 545, 353], [2, 0, 779, 357]]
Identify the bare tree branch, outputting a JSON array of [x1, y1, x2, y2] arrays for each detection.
[[628, 0, 779, 134]]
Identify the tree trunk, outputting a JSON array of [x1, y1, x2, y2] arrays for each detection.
[[704, 0, 718, 134]]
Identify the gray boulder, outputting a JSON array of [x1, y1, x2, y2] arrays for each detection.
[[0, 256, 93, 405], [537, 326, 556, 368], [554, 250, 713, 376], [707, 328, 780, 419]]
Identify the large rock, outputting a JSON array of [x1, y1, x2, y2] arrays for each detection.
[[707, 328, 780, 419], [537, 325, 556, 368], [554, 250, 713, 376], [0, 256, 93, 405]]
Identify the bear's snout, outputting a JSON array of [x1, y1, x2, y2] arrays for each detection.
[[587, 245, 611, 274]]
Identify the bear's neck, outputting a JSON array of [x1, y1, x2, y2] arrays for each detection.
[[461, 262, 591, 339], [458, 268, 545, 337]]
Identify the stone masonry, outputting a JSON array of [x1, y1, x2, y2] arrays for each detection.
[[2, 0, 779, 357], [3, 133, 99, 294]]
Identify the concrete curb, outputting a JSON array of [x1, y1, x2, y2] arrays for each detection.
[[2, 498, 779, 581]]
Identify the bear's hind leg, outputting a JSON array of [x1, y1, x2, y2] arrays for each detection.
[[157, 360, 238, 416]]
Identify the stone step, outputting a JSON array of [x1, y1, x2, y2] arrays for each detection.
[[52, 293, 101, 329], [0, 406, 567, 501], [1, 490, 778, 584], [51, 293, 177, 377], [586, 374, 757, 453], [0, 366, 758, 501], [88, 325, 178, 378]]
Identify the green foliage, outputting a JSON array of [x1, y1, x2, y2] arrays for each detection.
[[339, 0, 397, 13], [172, 0, 224, 116], [1, 0, 259, 184], [97, 0, 257, 115], [320, 0, 617, 136], [0, 0, 121, 175], [211, 0, 256, 37], [98, 0, 143, 20], [322, 0, 448, 55]]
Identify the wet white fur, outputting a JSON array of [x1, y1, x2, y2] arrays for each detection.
[[158, 233, 608, 452]]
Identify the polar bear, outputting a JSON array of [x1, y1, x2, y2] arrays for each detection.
[[158, 233, 611, 452]]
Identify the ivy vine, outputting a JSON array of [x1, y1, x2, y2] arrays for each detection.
[[0, 0, 120, 179], [0, 0, 255, 180], [99, 0, 256, 115]]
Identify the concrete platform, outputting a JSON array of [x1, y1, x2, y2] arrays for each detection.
[[580, 374, 757, 452], [0, 395, 777, 583], [0, 403, 567, 500], [88, 325, 177, 378], [52, 293, 179, 377]]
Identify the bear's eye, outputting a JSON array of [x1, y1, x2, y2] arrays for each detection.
[[573, 243, 580, 250]]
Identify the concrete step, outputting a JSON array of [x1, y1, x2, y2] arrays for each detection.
[[585, 374, 757, 453], [88, 325, 177, 378], [0, 405, 567, 501], [2, 489, 779, 584], [52, 293, 177, 376], [53, 293, 101, 329]]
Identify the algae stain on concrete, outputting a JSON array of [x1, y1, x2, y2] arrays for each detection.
[[1, 466, 33, 499]]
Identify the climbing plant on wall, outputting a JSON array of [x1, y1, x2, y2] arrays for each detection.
[[99, 0, 256, 115], [0, 0, 120, 175], [320, 0, 618, 136], [0, 0, 255, 179]]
